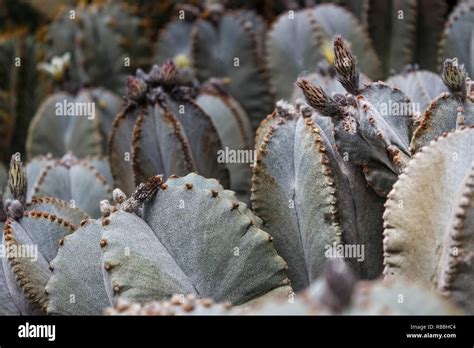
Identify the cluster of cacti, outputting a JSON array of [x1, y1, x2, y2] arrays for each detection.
[[0, 0, 473, 318]]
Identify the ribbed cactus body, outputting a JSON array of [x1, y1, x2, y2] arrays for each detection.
[[384, 127, 474, 314], [109, 63, 254, 201], [45, 173, 291, 315], [26, 88, 122, 159], [25, 154, 113, 218]]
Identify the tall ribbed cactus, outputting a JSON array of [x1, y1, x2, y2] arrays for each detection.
[[384, 127, 474, 314], [266, 4, 382, 100], [109, 62, 254, 201]]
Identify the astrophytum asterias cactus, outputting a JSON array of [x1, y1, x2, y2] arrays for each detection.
[[1, 155, 88, 315], [410, 58, 474, 152], [45, 173, 291, 315], [109, 62, 254, 201], [25, 154, 112, 218], [251, 99, 385, 291], [266, 4, 381, 100], [26, 54, 122, 159], [383, 127, 474, 314]]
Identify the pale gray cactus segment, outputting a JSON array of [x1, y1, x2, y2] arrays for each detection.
[[266, 4, 381, 101], [173, 259, 461, 315], [296, 38, 415, 197], [249, 259, 461, 315], [25, 154, 112, 218], [410, 59, 474, 152], [40, 1, 151, 94], [192, 11, 274, 128], [384, 127, 474, 314], [386, 69, 449, 113], [26, 87, 122, 159], [0, 158, 90, 315], [110, 62, 256, 199], [45, 173, 291, 315], [251, 100, 385, 291], [195, 82, 254, 202], [438, 0, 474, 78]]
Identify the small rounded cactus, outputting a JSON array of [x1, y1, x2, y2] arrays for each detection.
[[45, 173, 291, 315], [26, 54, 123, 159], [25, 153, 113, 218]]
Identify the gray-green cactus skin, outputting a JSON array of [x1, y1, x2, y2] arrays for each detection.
[[109, 62, 254, 201], [410, 59, 474, 152], [247, 259, 462, 315], [45, 173, 291, 315], [266, 4, 382, 100], [386, 68, 448, 113], [384, 127, 474, 314], [106, 259, 462, 315], [252, 37, 421, 292], [1, 155, 88, 315], [155, 4, 273, 128], [333, 0, 448, 74], [251, 99, 385, 291], [26, 85, 122, 159], [438, 0, 474, 78], [25, 154, 113, 218], [39, 1, 151, 95]]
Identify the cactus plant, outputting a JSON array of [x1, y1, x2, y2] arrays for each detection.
[[438, 0, 474, 78], [26, 54, 123, 159], [45, 172, 291, 315], [38, 1, 151, 95], [155, 3, 273, 128], [410, 58, 474, 152], [24, 153, 112, 218], [383, 127, 474, 314], [106, 259, 462, 315], [109, 62, 254, 201], [386, 68, 449, 113], [1, 154, 88, 315], [266, 4, 382, 100]]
